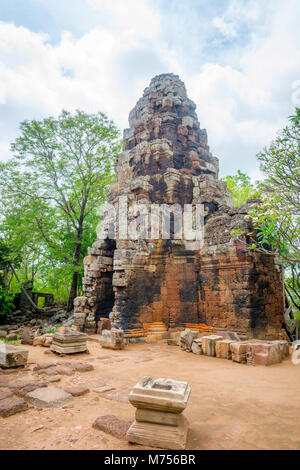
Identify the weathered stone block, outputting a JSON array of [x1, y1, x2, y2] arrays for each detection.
[[179, 329, 199, 352], [128, 376, 190, 413], [127, 415, 189, 450], [135, 408, 182, 426], [246, 342, 282, 366], [93, 415, 130, 440], [191, 338, 203, 355], [216, 339, 234, 359], [216, 331, 240, 341], [202, 335, 223, 356], [26, 386, 73, 408], [50, 331, 88, 355], [126, 376, 190, 449], [33, 335, 53, 347], [97, 318, 112, 334], [0, 396, 29, 417], [100, 329, 125, 350], [271, 340, 289, 360], [0, 344, 28, 368], [230, 342, 248, 363]]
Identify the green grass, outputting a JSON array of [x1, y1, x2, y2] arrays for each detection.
[[0, 338, 21, 344]]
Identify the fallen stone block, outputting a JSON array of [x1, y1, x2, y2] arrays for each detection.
[[93, 415, 130, 439], [167, 338, 179, 346], [0, 344, 28, 368], [202, 335, 223, 356], [0, 396, 29, 417], [21, 327, 34, 345], [215, 339, 234, 359], [50, 331, 88, 355], [100, 329, 125, 350], [216, 331, 240, 341], [26, 386, 73, 408], [97, 318, 112, 334], [271, 340, 289, 360], [179, 329, 199, 352], [230, 342, 248, 364], [246, 342, 282, 366], [33, 335, 53, 347], [10, 380, 48, 397], [191, 339, 203, 355]]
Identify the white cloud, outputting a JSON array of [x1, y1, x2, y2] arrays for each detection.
[[0, 0, 299, 182], [212, 17, 237, 39]]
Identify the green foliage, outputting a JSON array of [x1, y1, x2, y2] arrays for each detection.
[[0, 109, 121, 307], [44, 325, 59, 334], [222, 170, 260, 207], [0, 338, 21, 344], [249, 108, 300, 266], [231, 109, 300, 319]]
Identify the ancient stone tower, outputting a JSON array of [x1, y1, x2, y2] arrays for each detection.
[[74, 73, 285, 340]]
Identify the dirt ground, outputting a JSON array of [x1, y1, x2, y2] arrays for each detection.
[[0, 339, 300, 450]]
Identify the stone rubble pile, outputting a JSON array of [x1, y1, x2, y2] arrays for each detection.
[[179, 329, 290, 366]]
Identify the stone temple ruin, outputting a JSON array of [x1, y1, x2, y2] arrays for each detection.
[[74, 73, 285, 341]]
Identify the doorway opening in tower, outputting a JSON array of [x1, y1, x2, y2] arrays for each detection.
[[94, 238, 116, 325]]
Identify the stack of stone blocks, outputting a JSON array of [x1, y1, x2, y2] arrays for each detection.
[[126, 376, 191, 449]]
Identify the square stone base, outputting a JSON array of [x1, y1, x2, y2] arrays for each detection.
[[126, 415, 189, 450]]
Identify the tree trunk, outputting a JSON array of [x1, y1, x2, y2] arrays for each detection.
[[8, 262, 43, 313], [66, 226, 83, 312]]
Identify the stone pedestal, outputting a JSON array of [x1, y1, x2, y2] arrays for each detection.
[[50, 331, 88, 354], [202, 335, 223, 356], [100, 329, 125, 350], [126, 376, 191, 450], [0, 344, 28, 368]]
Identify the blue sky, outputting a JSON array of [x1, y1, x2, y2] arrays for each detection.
[[0, 0, 299, 179]]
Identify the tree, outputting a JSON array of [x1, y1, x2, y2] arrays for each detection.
[[222, 170, 259, 207], [231, 109, 300, 324], [0, 110, 121, 311], [250, 108, 300, 317], [0, 239, 14, 316]]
